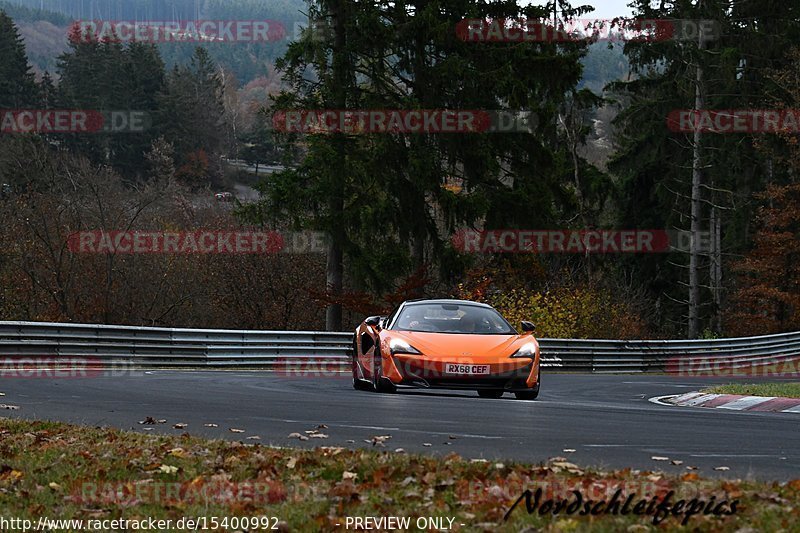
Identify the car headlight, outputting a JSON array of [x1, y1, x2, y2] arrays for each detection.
[[390, 338, 422, 355], [511, 342, 537, 359]]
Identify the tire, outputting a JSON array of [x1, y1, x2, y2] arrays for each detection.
[[514, 368, 540, 400], [352, 338, 370, 391], [372, 343, 396, 393], [477, 390, 504, 399]]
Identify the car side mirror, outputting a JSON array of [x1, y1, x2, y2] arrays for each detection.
[[520, 321, 536, 332], [365, 316, 382, 328]]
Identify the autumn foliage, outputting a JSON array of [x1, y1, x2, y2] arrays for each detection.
[[724, 48, 800, 336], [455, 265, 648, 339]]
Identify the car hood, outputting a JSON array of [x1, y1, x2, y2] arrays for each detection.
[[386, 331, 533, 359]]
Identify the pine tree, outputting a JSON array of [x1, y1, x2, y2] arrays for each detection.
[[609, 0, 800, 336], [256, 0, 592, 328], [158, 47, 226, 184], [0, 9, 37, 108]]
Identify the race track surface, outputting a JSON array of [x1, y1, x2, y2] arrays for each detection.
[[3, 372, 798, 480]]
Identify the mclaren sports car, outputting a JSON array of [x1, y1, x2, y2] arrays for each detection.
[[352, 299, 541, 399]]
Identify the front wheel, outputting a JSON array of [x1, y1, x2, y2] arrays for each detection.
[[515, 368, 540, 400], [372, 343, 396, 393], [352, 338, 370, 391]]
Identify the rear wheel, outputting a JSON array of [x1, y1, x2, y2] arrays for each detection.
[[372, 343, 396, 393], [477, 390, 504, 399]]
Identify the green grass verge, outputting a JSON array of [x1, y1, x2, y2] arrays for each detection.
[[704, 382, 800, 398], [0, 418, 798, 532]]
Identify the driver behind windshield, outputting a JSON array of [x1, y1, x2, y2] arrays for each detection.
[[396, 306, 426, 330]]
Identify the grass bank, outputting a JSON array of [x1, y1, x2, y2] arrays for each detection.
[[0, 418, 797, 532]]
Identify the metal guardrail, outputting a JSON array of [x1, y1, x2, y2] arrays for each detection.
[[1, 321, 799, 374]]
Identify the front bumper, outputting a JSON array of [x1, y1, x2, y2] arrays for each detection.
[[385, 354, 539, 391]]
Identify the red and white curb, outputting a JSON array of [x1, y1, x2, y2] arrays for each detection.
[[651, 391, 800, 413]]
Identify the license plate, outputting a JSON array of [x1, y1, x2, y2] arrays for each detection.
[[445, 364, 490, 375]]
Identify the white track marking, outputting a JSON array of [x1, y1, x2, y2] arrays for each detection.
[[681, 393, 722, 406], [689, 454, 777, 458], [717, 396, 774, 410]]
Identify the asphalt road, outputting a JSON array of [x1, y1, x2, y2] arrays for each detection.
[[2, 372, 798, 481]]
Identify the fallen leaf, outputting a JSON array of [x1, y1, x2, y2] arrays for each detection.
[[671, 460, 684, 465], [651, 456, 670, 461], [204, 423, 218, 428], [158, 465, 178, 474], [246, 436, 261, 440], [139, 417, 156, 425], [48, 482, 61, 491], [0, 404, 20, 410], [287, 432, 303, 439], [172, 423, 187, 430], [346, 440, 355, 444], [287, 457, 297, 469], [686, 466, 698, 471], [714, 466, 730, 471], [156, 419, 167, 424], [168, 448, 185, 458], [229, 428, 245, 433], [423, 443, 432, 447], [342, 471, 357, 481], [682, 472, 699, 481], [551, 461, 580, 469], [309, 433, 329, 439], [563, 449, 576, 453], [470, 459, 487, 463], [394, 448, 406, 453], [316, 424, 328, 429], [488, 485, 504, 498], [320, 447, 345, 456]]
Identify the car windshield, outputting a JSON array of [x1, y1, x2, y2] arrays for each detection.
[[392, 303, 516, 334]]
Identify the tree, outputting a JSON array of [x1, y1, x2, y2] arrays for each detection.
[[725, 47, 800, 335], [158, 47, 227, 186], [255, 0, 593, 329], [609, 0, 800, 337], [0, 9, 37, 108], [56, 26, 167, 178]]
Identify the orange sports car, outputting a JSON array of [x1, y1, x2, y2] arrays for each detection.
[[352, 299, 541, 399]]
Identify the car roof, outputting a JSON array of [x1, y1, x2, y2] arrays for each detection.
[[402, 298, 492, 308]]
